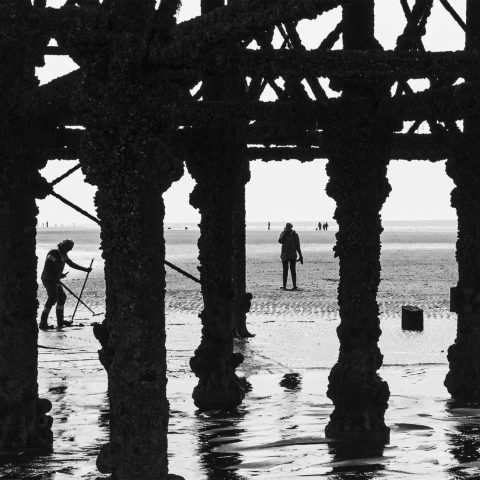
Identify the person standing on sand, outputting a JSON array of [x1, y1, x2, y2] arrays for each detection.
[[278, 223, 303, 290], [39, 239, 92, 330]]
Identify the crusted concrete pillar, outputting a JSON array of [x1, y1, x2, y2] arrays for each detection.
[[92, 155, 182, 479], [57, 1, 184, 478], [0, 176, 53, 454], [444, 1, 480, 401], [324, 115, 391, 441], [187, 123, 246, 410], [444, 140, 480, 401], [0, 0, 53, 454], [186, 0, 245, 410], [324, 0, 391, 442]]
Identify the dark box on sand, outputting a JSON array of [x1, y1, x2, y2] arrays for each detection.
[[401, 305, 424, 331]]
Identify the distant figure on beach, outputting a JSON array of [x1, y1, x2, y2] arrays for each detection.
[[278, 223, 303, 290], [39, 239, 92, 330], [323, 222, 329, 231], [318, 221, 322, 231], [46, 221, 49, 228], [268, 221, 271, 230]]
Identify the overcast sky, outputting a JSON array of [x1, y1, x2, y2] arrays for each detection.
[[37, 0, 465, 225]]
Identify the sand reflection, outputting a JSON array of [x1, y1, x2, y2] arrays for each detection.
[[195, 411, 247, 479]]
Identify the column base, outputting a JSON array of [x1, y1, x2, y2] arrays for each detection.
[[326, 359, 390, 444], [190, 343, 245, 410], [445, 347, 480, 403], [192, 381, 245, 411]]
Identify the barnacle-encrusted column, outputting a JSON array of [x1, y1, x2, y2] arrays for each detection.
[[187, 123, 246, 410], [324, 0, 391, 442], [324, 115, 391, 441], [444, 137, 480, 401], [444, 0, 480, 402], [186, 0, 245, 410], [0, 162, 53, 455], [58, 1, 184, 478], [0, 0, 53, 454], [90, 126, 182, 479]]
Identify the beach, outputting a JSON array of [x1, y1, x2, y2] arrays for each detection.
[[3, 221, 479, 480]]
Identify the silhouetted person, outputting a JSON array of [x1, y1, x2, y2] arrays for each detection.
[[324, 222, 329, 231], [318, 221, 322, 231], [278, 223, 303, 290], [39, 239, 92, 330], [46, 221, 48, 228], [268, 221, 271, 230]]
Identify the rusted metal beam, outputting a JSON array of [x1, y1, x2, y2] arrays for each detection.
[[22, 70, 81, 123], [387, 80, 480, 122], [31, 50, 478, 128], [153, 0, 350, 67], [439, 0, 466, 31], [176, 78, 480, 126], [174, 99, 342, 126], [205, 49, 480, 80], [31, 4, 473, 83], [49, 163, 82, 186], [245, 133, 457, 161], [50, 190, 99, 224], [51, 126, 459, 162]]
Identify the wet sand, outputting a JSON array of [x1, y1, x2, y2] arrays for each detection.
[[3, 225, 479, 479]]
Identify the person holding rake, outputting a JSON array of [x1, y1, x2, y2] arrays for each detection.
[[39, 239, 92, 330]]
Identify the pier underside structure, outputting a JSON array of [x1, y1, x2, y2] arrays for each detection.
[[1, 0, 479, 477]]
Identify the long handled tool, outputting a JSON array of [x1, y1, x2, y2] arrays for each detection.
[[59, 280, 103, 317], [71, 258, 94, 322]]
